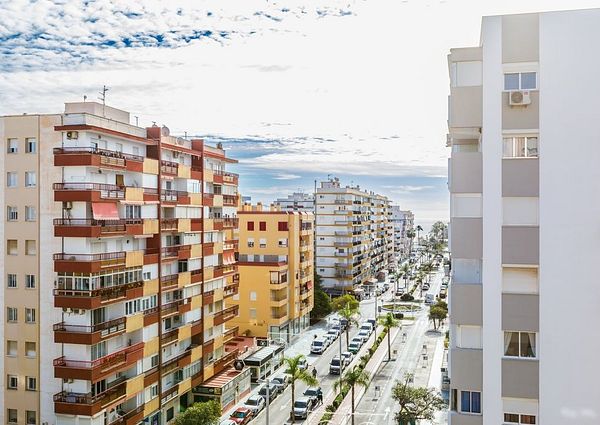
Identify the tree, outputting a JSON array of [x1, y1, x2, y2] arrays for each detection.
[[284, 354, 318, 424], [399, 263, 411, 290], [428, 306, 447, 330], [415, 225, 423, 244], [392, 373, 446, 425], [334, 367, 370, 425], [331, 294, 359, 312], [378, 313, 400, 361], [311, 275, 332, 321], [174, 400, 220, 425], [338, 303, 360, 350]]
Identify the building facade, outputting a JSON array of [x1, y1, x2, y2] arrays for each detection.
[[3, 102, 243, 425], [229, 203, 314, 342], [1, 114, 63, 425], [273, 192, 315, 212], [390, 207, 414, 262], [447, 9, 600, 424], [315, 178, 393, 296]]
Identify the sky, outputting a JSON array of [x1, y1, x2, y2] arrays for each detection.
[[1, 0, 599, 229]]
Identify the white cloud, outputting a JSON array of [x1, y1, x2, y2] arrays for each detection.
[[273, 173, 302, 180]]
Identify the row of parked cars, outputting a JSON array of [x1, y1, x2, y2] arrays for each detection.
[[293, 386, 322, 419], [310, 323, 345, 354], [347, 320, 376, 354], [221, 376, 291, 424]]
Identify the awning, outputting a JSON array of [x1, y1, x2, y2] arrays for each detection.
[[223, 251, 236, 265], [92, 203, 119, 220]]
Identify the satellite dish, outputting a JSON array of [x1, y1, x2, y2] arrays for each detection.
[[161, 126, 170, 136]]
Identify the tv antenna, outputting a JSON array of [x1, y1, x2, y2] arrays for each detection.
[[98, 85, 109, 116]]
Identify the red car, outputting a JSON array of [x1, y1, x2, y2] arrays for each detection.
[[229, 407, 254, 424]]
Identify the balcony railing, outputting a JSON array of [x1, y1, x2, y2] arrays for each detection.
[[54, 380, 126, 415], [223, 217, 239, 228], [300, 222, 313, 231], [160, 160, 179, 175], [53, 146, 144, 162], [160, 274, 179, 289], [53, 218, 142, 232], [53, 182, 125, 199], [53, 317, 126, 335], [54, 280, 144, 302], [223, 194, 237, 206], [214, 305, 239, 325], [160, 189, 189, 203], [54, 342, 144, 371], [160, 218, 178, 231]]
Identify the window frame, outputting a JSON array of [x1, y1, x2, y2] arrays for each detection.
[[504, 412, 537, 424], [7, 375, 18, 390], [7, 408, 17, 424], [247, 221, 255, 231], [6, 172, 17, 188], [25, 206, 36, 222], [6, 340, 17, 357], [459, 390, 481, 414], [259, 221, 267, 231], [7, 206, 18, 221], [7, 307, 17, 323], [24, 171, 36, 188], [502, 136, 539, 158], [26, 376, 36, 391], [25, 138, 37, 154], [25, 308, 36, 324], [7, 138, 18, 154], [25, 410, 36, 425], [7, 274, 17, 289], [503, 331, 537, 359], [503, 71, 538, 91]]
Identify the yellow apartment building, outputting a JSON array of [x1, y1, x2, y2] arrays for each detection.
[[228, 203, 314, 342]]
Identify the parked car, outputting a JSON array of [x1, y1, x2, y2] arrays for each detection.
[[303, 387, 322, 405], [323, 333, 335, 347], [425, 293, 435, 305], [311, 338, 327, 354], [366, 318, 377, 328], [298, 357, 308, 370], [327, 328, 340, 339], [329, 356, 345, 375], [341, 351, 354, 365], [258, 382, 280, 399], [244, 395, 266, 414], [351, 336, 364, 346], [348, 341, 361, 354], [293, 397, 312, 419], [360, 323, 374, 334], [271, 375, 290, 391], [422, 283, 430, 291], [340, 318, 349, 329], [331, 324, 342, 333], [229, 407, 253, 425], [357, 329, 370, 342]]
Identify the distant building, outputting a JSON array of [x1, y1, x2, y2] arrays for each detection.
[[274, 192, 315, 212], [391, 207, 414, 261]]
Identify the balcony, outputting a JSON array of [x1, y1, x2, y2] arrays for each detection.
[[223, 217, 239, 229], [223, 281, 239, 298], [300, 242, 311, 252], [223, 172, 239, 185], [53, 182, 125, 202], [160, 218, 178, 231], [224, 326, 239, 344], [334, 200, 352, 205], [160, 273, 179, 290], [60, 113, 147, 140], [215, 264, 237, 278], [53, 252, 126, 273], [214, 305, 239, 326], [53, 317, 126, 345], [53, 380, 127, 416], [53, 147, 145, 172], [53, 342, 144, 382], [161, 298, 192, 317], [53, 218, 146, 238], [161, 245, 191, 261], [161, 190, 190, 204], [107, 405, 145, 425], [160, 160, 178, 175], [223, 194, 237, 206], [54, 280, 144, 309], [214, 349, 238, 375]]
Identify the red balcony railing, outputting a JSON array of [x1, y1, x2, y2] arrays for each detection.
[[54, 147, 144, 162], [53, 219, 144, 238], [223, 217, 239, 229], [160, 218, 178, 231], [223, 194, 237, 206], [53, 379, 127, 416], [160, 274, 179, 289], [214, 305, 239, 326], [53, 182, 125, 200], [53, 251, 126, 273], [54, 280, 144, 309], [53, 317, 126, 344], [160, 160, 179, 175]]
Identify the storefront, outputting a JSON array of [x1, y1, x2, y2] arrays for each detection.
[[192, 367, 252, 412], [243, 345, 285, 383]]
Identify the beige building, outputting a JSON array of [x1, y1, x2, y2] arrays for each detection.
[[228, 203, 314, 342]]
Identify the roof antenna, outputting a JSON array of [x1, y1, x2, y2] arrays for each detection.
[[134, 116, 139, 126], [83, 95, 87, 102], [98, 85, 109, 116], [184, 131, 188, 139]]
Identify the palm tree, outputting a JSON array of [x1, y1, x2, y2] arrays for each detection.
[[284, 354, 318, 424], [334, 367, 370, 425], [415, 225, 423, 245], [378, 313, 400, 361], [400, 263, 411, 291], [338, 303, 360, 350]]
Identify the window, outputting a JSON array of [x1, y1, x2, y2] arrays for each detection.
[[503, 136, 538, 158], [143, 271, 151, 281], [125, 299, 141, 315], [460, 390, 481, 414], [504, 332, 536, 358], [25, 275, 36, 289], [7, 138, 18, 154], [278, 221, 288, 231], [7, 206, 18, 221], [247, 221, 255, 231], [25, 206, 36, 222], [7, 240, 17, 255], [7, 375, 17, 390], [504, 72, 537, 90], [7, 307, 17, 322], [250, 291, 257, 301], [166, 407, 174, 422], [504, 413, 537, 424], [24, 172, 36, 187], [151, 354, 159, 368], [25, 138, 36, 154], [7, 409, 17, 424], [278, 238, 288, 247], [125, 205, 141, 219], [249, 308, 257, 319], [25, 342, 36, 358], [25, 240, 36, 255], [6, 341, 17, 356], [26, 411, 36, 425], [25, 308, 36, 324], [259, 221, 267, 231], [259, 238, 267, 248], [150, 383, 159, 398], [7, 172, 17, 187], [26, 377, 36, 391], [247, 238, 255, 248], [7, 274, 17, 288]]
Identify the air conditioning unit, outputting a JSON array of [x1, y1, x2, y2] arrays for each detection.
[[66, 131, 79, 140], [509, 90, 531, 106], [63, 201, 73, 210]]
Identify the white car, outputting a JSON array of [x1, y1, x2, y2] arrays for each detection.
[[311, 338, 327, 354], [341, 351, 354, 364], [244, 395, 266, 414], [357, 330, 370, 342]]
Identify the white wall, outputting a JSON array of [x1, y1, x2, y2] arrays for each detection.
[[539, 9, 600, 422]]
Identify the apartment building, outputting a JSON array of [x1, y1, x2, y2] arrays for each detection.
[[315, 178, 393, 296], [273, 192, 315, 212], [0, 114, 63, 425], [447, 9, 600, 424], [228, 203, 314, 342], [390, 207, 414, 262], [2, 101, 244, 425]]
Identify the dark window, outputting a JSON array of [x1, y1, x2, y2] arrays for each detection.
[[278, 221, 288, 231], [259, 221, 267, 231], [247, 221, 254, 231], [166, 407, 174, 422]]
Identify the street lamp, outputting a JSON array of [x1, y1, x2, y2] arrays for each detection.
[[256, 378, 271, 425]]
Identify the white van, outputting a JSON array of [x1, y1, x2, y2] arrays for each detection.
[[425, 293, 435, 305], [360, 323, 374, 335]]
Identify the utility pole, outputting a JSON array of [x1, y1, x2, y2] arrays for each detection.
[[265, 377, 270, 425]]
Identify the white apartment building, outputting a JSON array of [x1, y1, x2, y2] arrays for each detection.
[[315, 178, 393, 296], [273, 192, 315, 212], [390, 207, 414, 261], [448, 9, 600, 425]]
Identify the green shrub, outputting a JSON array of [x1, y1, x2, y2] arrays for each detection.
[[401, 293, 415, 301]]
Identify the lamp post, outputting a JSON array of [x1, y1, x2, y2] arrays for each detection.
[[256, 378, 271, 425]]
